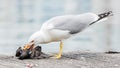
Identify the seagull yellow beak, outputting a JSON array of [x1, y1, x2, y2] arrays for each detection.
[[23, 42, 35, 50]]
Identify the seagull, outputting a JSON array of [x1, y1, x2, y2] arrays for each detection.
[[23, 11, 113, 59]]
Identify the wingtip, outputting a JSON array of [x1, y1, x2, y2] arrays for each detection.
[[89, 11, 113, 25], [98, 11, 113, 20], [108, 11, 113, 16]]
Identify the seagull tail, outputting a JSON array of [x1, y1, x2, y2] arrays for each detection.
[[89, 11, 113, 25]]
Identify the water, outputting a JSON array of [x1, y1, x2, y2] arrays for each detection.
[[0, 0, 120, 55]]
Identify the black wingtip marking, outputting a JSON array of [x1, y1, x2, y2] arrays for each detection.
[[98, 11, 113, 20], [89, 11, 113, 25]]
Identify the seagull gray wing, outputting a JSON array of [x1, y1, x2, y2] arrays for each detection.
[[47, 13, 99, 34], [54, 19, 87, 34]]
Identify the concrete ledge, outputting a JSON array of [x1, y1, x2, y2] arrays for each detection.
[[0, 52, 120, 68]]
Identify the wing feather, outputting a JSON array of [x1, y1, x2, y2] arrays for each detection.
[[45, 13, 99, 34]]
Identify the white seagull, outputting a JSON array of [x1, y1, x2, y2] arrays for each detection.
[[23, 11, 113, 59]]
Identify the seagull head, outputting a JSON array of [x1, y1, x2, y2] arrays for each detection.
[[28, 31, 45, 45]]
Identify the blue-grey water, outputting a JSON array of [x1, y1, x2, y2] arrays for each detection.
[[0, 0, 120, 55]]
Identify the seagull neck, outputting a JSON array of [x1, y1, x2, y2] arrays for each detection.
[[35, 31, 45, 44], [36, 30, 51, 44]]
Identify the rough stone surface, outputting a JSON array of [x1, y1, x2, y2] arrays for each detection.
[[0, 52, 120, 68]]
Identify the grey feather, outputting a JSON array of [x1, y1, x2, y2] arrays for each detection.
[[55, 21, 87, 34], [46, 13, 99, 34]]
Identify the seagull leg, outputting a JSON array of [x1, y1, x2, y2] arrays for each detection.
[[52, 41, 63, 59]]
